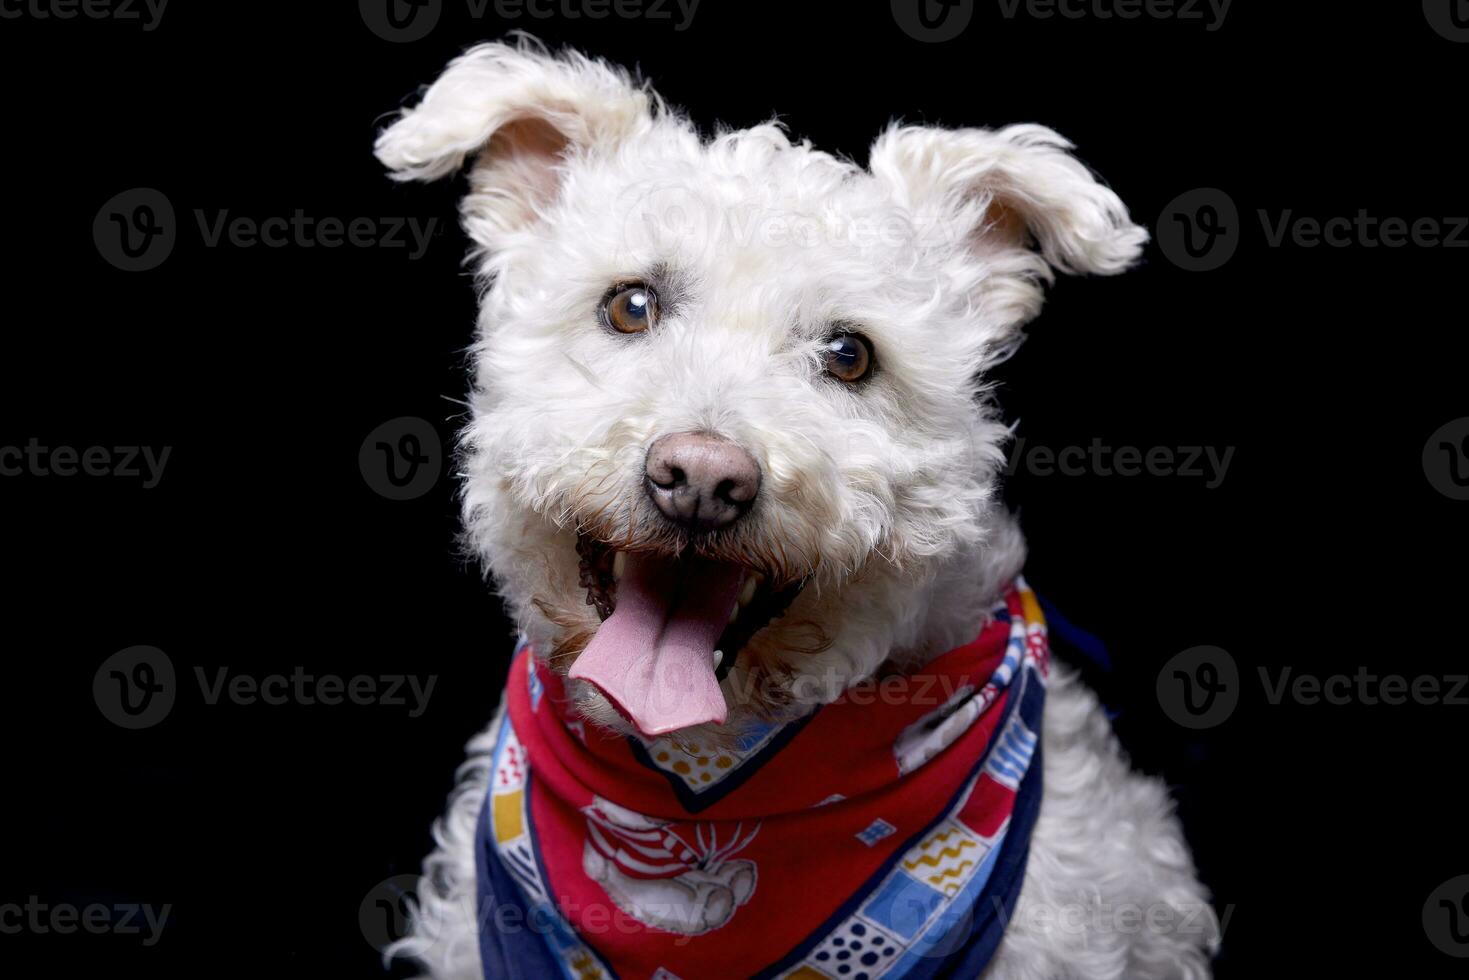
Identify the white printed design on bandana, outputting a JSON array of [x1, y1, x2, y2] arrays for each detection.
[[892, 589, 1044, 776], [892, 684, 994, 776], [581, 797, 760, 935]]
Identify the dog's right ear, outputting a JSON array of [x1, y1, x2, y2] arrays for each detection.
[[869, 124, 1147, 340], [375, 41, 655, 244]]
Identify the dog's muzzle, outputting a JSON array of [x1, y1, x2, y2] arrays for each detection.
[[643, 432, 761, 534]]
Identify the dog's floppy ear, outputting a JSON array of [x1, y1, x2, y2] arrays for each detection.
[[869, 123, 1147, 330], [375, 40, 655, 243]]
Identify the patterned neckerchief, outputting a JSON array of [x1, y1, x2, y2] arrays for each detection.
[[475, 579, 1051, 980]]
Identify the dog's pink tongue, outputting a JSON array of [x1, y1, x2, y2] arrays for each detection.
[[569, 553, 743, 737]]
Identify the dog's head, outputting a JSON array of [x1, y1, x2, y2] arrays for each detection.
[[377, 40, 1144, 738]]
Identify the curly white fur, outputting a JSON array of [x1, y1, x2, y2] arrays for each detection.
[[376, 38, 1216, 979]]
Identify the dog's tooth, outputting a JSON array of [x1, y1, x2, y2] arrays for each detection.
[[738, 576, 757, 607], [612, 551, 626, 581], [712, 650, 723, 670]]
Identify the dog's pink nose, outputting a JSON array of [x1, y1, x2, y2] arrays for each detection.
[[644, 432, 761, 533]]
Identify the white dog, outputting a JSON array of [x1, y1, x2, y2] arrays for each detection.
[[375, 39, 1219, 980]]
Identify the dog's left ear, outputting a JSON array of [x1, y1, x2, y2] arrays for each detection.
[[375, 41, 655, 245], [869, 123, 1147, 331]]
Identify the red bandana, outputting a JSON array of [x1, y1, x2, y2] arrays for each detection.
[[475, 580, 1050, 980]]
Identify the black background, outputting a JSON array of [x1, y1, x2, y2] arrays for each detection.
[[2, 1, 1466, 976]]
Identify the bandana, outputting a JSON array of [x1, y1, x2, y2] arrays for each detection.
[[475, 578, 1051, 980]]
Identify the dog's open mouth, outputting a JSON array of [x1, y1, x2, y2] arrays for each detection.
[[570, 533, 803, 736]]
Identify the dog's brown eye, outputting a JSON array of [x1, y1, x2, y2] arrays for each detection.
[[604, 283, 659, 334], [823, 333, 873, 383]]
